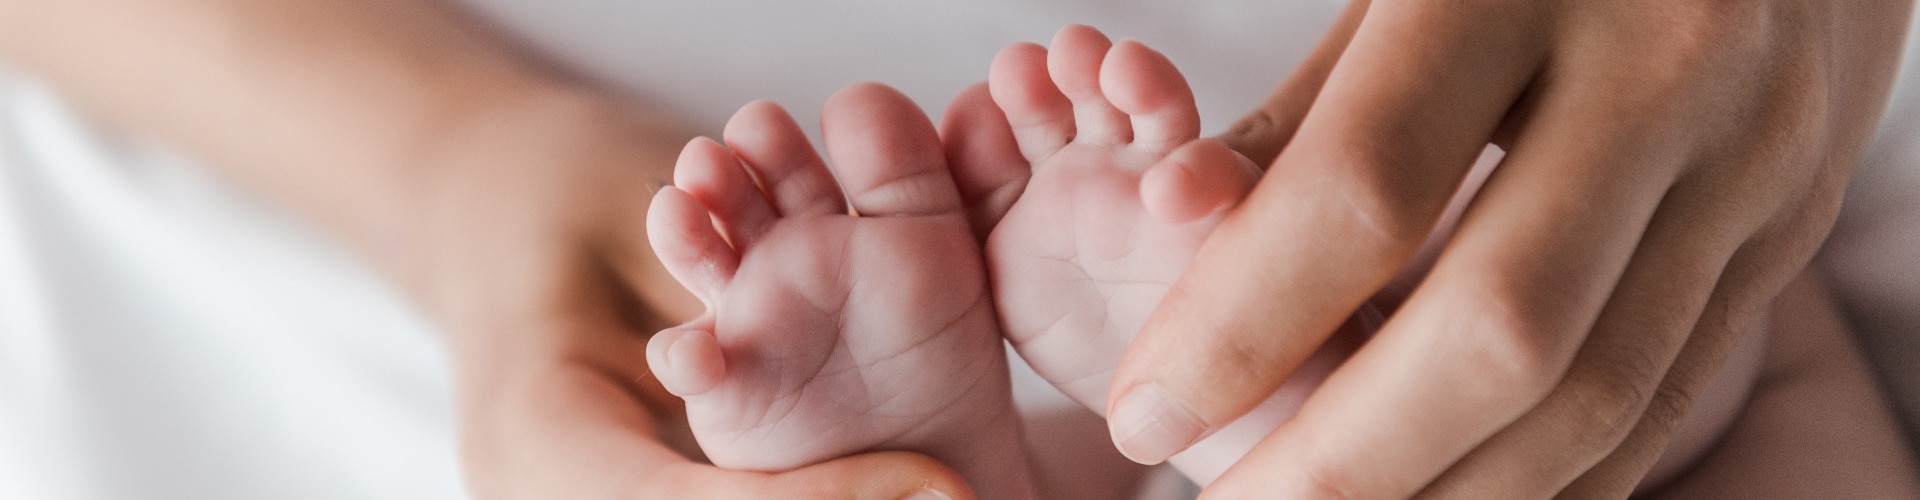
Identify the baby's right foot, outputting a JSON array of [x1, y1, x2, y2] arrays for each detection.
[[647, 83, 1034, 499], [976, 25, 1368, 484]]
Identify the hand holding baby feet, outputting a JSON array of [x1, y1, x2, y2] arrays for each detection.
[[647, 84, 1035, 499], [971, 25, 1367, 484]]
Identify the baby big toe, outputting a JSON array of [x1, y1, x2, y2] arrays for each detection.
[[821, 82, 967, 218]]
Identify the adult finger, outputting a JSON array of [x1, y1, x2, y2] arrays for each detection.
[[752, 451, 978, 500], [466, 334, 975, 500], [1203, 54, 1693, 497], [1106, 0, 1552, 466], [1413, 101, 1830, 494], [1216, 0, 1371, 166], [1566, 5, 1900, 489], [1413, 179, 1749, 497], [1565, 187, 1847, 498]]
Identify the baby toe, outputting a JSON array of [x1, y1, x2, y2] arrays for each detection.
[[821, 82, 966, 218], [1101, 39, 1201, 150], [1047, 24, 1132, 144]]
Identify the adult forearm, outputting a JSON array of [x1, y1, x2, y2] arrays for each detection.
[[0, 1, 548, 272], [0, 0, 694, 317]]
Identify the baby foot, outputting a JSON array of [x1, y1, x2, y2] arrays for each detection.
[[977, 26, 1365, 484], [647, 83, 1034, 499]]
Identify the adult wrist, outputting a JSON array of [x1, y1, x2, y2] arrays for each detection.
[[375, 84, 690, 318]]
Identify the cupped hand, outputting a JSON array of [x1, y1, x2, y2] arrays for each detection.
[[1106, 0, 1914, 497], [457, 337, 972, 500], [404, 95, 973, 500]]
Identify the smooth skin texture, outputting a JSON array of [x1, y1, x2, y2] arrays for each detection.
[[1107, 0, 1919, 497], [8, 0, 1914, 498], [646, 84, 1037, 500], [1645, 273, 1920, 500], [0, 1, 975, 498], [958, 25, 1368, 485]]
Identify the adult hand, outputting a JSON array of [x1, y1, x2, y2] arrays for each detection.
[[408, 93, 976, 500], [1106, 0, 1915, 497], [0, 0, 975, 497]]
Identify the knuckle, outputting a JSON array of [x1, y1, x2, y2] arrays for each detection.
[[1471, 334, 1562, 399], [1455, 287, 1576, 397], [1637, 0, 1770, 60], [1289, 463, 1367, 500], [1570, 2, 1778, 106], [1224, 110, 1285, 166], [1226, 108, 1279, 142], [1639, 382, 1697, 436], [1562, 360, 1664, 451], [1319, 143, 1444, 254]]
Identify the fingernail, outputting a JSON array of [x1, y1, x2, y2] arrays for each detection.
[[902, 488, 952, 500], [1109, 383, 1206, 465]]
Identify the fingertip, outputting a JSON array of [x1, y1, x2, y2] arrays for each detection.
[[1107, 382, 1209, 465], [647, 327, 726, 397]]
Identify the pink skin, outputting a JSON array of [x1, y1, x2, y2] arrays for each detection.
[[968, 25, 1371, 485], [645, 84, 1035, 500]]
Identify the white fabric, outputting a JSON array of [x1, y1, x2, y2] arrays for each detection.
[[0, 71, 462, 499], [0, 1, 1913, 498]]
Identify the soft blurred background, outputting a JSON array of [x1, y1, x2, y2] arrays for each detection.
[[0, 1, 1914, 498]]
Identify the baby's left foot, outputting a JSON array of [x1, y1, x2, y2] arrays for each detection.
[[646, 84, 1034, 499]]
